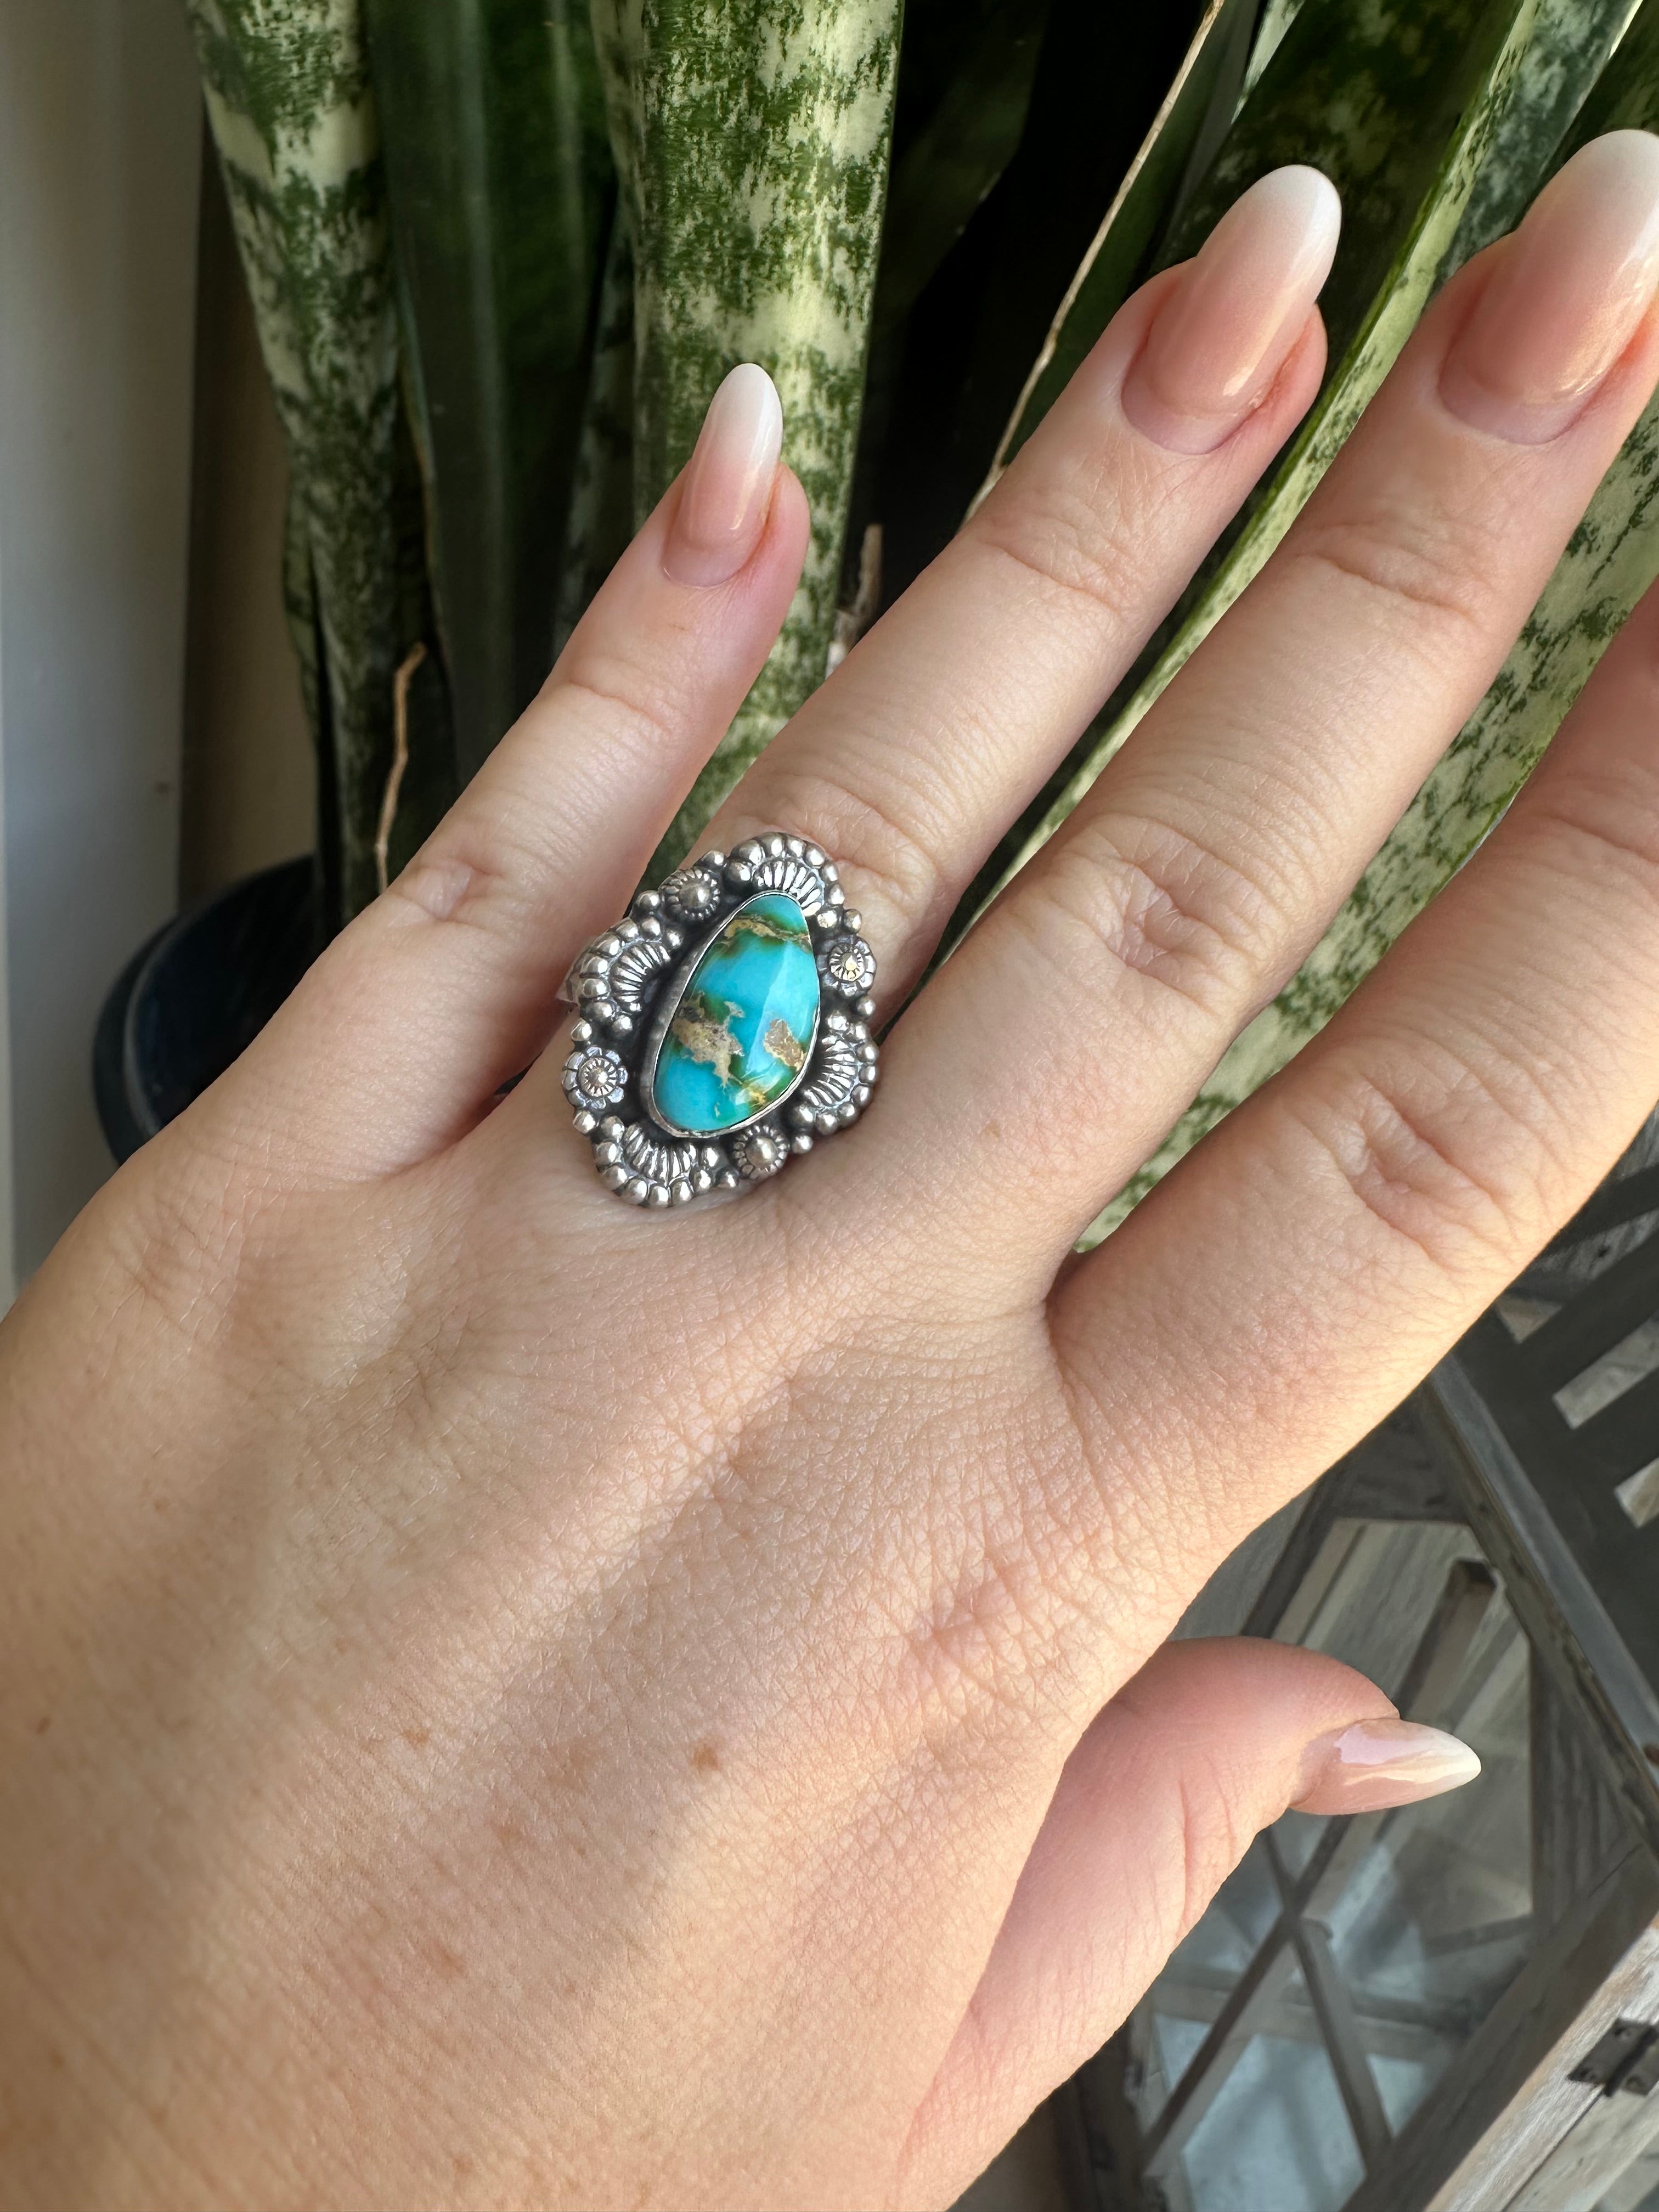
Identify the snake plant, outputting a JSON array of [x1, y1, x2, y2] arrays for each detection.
[[184, 0, 1659, 1229]]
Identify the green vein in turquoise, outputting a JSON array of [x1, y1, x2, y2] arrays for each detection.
[[648, 895, 819, 1137]]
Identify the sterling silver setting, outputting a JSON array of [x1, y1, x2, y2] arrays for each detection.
[[558, 832, 880, 1207]]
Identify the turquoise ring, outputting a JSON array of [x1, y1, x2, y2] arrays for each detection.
[[558, 834, 880, 1207]]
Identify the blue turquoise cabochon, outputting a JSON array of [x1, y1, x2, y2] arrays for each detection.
[[645, 893, 821, 1137]]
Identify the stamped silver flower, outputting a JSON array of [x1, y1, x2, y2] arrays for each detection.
[[819, 933, 877, 1000], [562, 1042, 629, 1124], [661, 862, 723, 926], [731, 1120, 789, 1182]]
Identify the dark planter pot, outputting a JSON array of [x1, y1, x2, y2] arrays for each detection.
[[94, 857, 323, 1165]]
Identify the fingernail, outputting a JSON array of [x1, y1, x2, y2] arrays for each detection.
[[1121, 165, 1341, 455], [1293, 1718, 1482, 1816], [663, 363, 784, 586], [1441, 131, 1659, 445]]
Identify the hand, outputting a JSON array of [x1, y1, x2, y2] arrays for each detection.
[[6, 136, 1659, 2212]]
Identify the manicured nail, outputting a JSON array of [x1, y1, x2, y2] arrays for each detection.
[[1121, 165, 1341, 455], [1441, 131, 1659, 445], [663, 363, 784, 585], [1292, 1718, 1482, 1816]]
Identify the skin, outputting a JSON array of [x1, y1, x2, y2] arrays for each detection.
[[6, 138, 1659, 2209]]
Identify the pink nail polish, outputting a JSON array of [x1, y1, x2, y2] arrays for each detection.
[[1121, 165, 1341, 455], [1440, 131, 1659, 445], [1292, 1717, 1482, 1816], [663, 363, 785, 586]]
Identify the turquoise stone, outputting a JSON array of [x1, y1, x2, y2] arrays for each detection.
[[647, 893, 820, 1136]]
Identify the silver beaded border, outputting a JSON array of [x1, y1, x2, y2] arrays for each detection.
[[558, 832, 880, 1207]]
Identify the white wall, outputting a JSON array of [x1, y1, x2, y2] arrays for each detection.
[[0, 0, 201, 1293]]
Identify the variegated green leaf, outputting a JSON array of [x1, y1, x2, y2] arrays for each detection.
[[364, 0, 613, 782], [1242, 0, 1305, 98], [590, 0, 902, 870], [183, 0, 434, 923], [831, 0, 1054, 617], [1442, 0, 1641, 271], [952, 0, 1538, 944], [1561, 0, 1659, 203]]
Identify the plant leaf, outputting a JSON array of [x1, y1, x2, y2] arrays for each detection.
[[363, 0, 614, 783], [182, 0, 437, 924], [1441, 0, 1642, 272], [1242, 0, 1304, 98], [591, 0, 904, 871], [831, 0, 1057, 627]]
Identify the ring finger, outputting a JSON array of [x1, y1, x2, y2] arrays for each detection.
[[499, 165, 1338, 1173], [696, 163, 1341, 996]]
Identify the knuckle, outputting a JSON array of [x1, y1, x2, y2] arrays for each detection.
[[384, 816, 577, 962], [893, 1539, 1054, 1728], [967, 472, 1141, 633], [1526, 780, 1659, 890], [729, 763, 948, 932], [1290, 494, 1500, 649], [387, 842, 527, 936], [1107, 1675, 1256, 1943], [1016, 811, 1291, 1023], [98, 1136, 257, 1354], [550, 647, 687, 764], [1293, 1049, 1565, 1282], [862, 1392, 1098, 1738], [388, 647, 695, 934]]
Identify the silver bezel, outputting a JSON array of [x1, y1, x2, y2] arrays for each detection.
[[558, 832, 881, 1207]]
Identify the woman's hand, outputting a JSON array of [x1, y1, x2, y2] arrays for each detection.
[[7, 136, 1659, 2212]]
